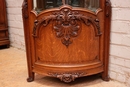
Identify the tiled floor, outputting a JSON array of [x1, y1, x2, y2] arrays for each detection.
[[0, 47, 127, 87]]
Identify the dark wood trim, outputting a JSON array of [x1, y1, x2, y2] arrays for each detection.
[[22, 0, 34, 82], [101, 0, 111, 81]]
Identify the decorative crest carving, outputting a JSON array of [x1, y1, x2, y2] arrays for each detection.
[[33, 7, 102, 47], [48, 72, 84, 83], [53, 8, 81, 47]]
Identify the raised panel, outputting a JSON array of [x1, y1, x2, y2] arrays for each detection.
[[32, 6, 102, 65], [35, 22, 100, 64]]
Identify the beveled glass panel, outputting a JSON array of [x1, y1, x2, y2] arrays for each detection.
[[33, 0, 62, 13], [68, 0, 100, 12], [33, 0, 100, 13]]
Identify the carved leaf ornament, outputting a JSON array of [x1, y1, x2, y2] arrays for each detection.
[[49, 72, 84, 83], [33, 7, 102, 47]]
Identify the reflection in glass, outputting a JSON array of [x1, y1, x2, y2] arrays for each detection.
[[68, 0, 81, 7], [86, 0, 100, 11], [68, 0, 99, 12], [33, 0, 62, 13], [70, 0, 80, 7], [33, 0, 100, 13]]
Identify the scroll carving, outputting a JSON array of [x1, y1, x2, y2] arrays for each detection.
[[106, 0, 111, 17], [48, 72, 84, 83], [33, 7, 102, 47], [22, 0, 28, 19]]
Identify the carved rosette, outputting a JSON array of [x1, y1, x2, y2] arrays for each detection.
[[48, 72, 84, 83], [33, 7, 102, 47]]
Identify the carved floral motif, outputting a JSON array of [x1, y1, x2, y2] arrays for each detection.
[[48, 72, 84, 83], [33, 7, 102, 47], [53, 8, 81, 47]]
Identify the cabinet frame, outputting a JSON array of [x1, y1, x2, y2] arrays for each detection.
[[22, 0, 111, 83]]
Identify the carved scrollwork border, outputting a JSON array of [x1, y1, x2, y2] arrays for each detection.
[[48, 72, 84, 83], [32, 7, 102, 47]]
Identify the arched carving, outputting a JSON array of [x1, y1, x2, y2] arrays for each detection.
[[33, 6, 102, 47]]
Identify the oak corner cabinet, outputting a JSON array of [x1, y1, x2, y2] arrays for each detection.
[[0, 0, 10, 47], [22, 0, 111, 83]]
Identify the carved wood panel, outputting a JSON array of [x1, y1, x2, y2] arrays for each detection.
[[33, 7, 102, 47], [35, 22, 99, 65], [49, 72, 84, 83]]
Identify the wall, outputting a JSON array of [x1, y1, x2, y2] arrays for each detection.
[[6, 0, 25, 50], [6, 0, 130, 86], [109, 0, 130, 87]]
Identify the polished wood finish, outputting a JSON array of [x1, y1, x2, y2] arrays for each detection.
[[22, 0, 111, 83], [0, 0, 10, 47]]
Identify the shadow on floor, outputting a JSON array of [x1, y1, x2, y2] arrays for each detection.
[[0, 45, 9, 49], [34, 74, 103, 87]]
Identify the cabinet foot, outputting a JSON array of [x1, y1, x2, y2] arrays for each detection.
[[27, 77, 34, 82], [6, 44, 10, 48], [101, 75, 110, 81]]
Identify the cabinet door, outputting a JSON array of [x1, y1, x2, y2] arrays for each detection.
[[22, 0, 111, 82], [31, 0, 103, 67]]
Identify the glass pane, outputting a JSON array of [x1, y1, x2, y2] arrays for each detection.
[[68, 0, 81, 7], [33, 0, 100, 13], [33, 0, 62, 13], [68, 0, 100, 12]]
